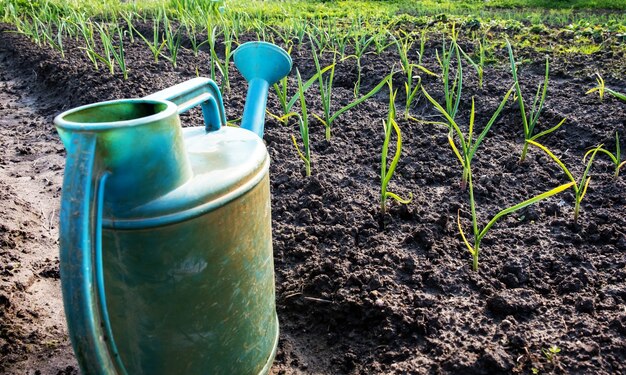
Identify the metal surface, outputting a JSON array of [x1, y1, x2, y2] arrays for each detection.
[[103, 174, 277, 374], [54, 41, 291, 375], [233, 41, 293, 138]]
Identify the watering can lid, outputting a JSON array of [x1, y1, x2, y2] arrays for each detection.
[[103, 126, 269, 229]]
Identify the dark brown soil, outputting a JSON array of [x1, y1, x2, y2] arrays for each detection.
[[0, 21, 625, 374]]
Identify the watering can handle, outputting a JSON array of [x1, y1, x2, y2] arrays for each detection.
[[59, 133, 127, 374], [144, 77, 227, 132]]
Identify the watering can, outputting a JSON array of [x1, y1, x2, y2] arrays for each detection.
[[53, 42, 291, 375]]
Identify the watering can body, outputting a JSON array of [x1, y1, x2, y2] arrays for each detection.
[[54, 42, 292, 374]]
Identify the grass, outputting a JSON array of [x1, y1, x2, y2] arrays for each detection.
[[488, 0, 626, 10], [3, 1, 625, 81], [3, 1, 624, 37]]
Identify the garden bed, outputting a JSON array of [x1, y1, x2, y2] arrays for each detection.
[[0, 17, 625, 374]]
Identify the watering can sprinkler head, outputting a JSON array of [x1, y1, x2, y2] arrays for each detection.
[[233, 41, 292, 139], [234, 42, 292, 85]]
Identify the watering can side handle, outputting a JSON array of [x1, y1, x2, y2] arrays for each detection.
[[59, 133, 127, 375], [144, 77, 227, 132]]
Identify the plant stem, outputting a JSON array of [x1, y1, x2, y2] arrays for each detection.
[[520, 141, 530, 161], [574, 201, 581, 222], [472, 241, 479, 271], [466, 164, 480, 271]]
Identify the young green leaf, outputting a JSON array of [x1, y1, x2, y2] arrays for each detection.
[[459, 169, 574, 271], [528, 140, 602, 222], [422, 85, 514, 189], [507, 40, 563, 161], [291, 69, 311, 177], [583, 132, 625, 178], [381, 82, 412, 215]]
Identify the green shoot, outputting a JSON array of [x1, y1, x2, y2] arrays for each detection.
[[95, 24, 115, 75], [40, 17, 66, 58], [208, 25, 233, 92], [391, 31, 438, 119], [291, 70, 312, 177], [333, 30, 351, 59], [311, 42, 393, 140], [344, 31, 374, 98], [308, 22, 333, 54], [120, 11, 135, 44], [543, 345, 561, 363], [372, 32, 393, 55], [270, 45, 293, 122], [586, 73, 626, 102], [435, 26, 463, 122], [311, 44, 336, 140], [266, 24, 292, 49], [459, 174, 574, 271], [206, 25, 219, 84], [10, 15, 43, 47], [584, 132, 625, 178], [381, 81, 412, 215], [272, 61, 334, 125], [507, 40, 566, 161], [418, 29, 426, 65], [528, 140, 602, 222], [183, 19, 207, 56], [134, 16, 166, 63], [95, 25, 128, 80], [253, 18, 269, 42], [422, 86, 514, 190], [113, 27, 129, 80], [77, 20, 99, 70], [586, 72, 605, 100], [162, 13, 182, 68], [291, 19, 307, 45], [608, 90, 626, 102], [458, 39, 484, 88]]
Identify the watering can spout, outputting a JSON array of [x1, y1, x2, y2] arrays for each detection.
[[234, 42, 292, 138]]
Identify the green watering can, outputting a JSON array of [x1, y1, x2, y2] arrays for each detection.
[[53, 42, 292, 374]]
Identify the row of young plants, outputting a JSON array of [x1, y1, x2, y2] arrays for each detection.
[[5, 2, 233, 87], [3, 1, 625, 272], [414, 40, 624, 271], [280, 29, 625, 272], [3, 0, 444, 85], [6, 0, 625, 131], [4, 0, 626, 88]]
